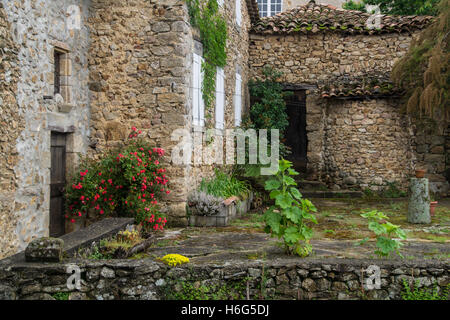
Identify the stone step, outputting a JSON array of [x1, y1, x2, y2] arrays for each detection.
[[296, 180, 328, 190], [300, 190, 363, 199]]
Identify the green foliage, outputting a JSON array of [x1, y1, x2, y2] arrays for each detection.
[[263, 159, 318, 257], [401, 280, 450, 300], [87, 244, 112, 260], [392, 0, 449, 127], [186, 0, 227, 112], [237, 66, 292, 182], [343, 0, 367, 12], [51, 292, 70, 300], [359, 210, 407, 257], [199, 169, 251, 199], [245, 66, 291, 138], [343, 0, 440, 15]]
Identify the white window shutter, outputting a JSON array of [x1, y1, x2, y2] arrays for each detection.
[[235, 73, 242, 127], [192, 53, 201, 126], [236, 0, 242, 26], [215, 67, 225, 130], [192, 53, 205, 127], [199, 56, 205, 127]]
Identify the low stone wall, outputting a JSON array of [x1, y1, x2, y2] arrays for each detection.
[[0, 257, 448, 300]]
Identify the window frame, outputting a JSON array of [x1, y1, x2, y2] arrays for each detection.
[[257, 0, 283, 17]]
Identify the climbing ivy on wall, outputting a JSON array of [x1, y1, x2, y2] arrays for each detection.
[[186, 0, 228, 112]]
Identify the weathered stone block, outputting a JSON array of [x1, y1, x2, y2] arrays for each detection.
[[407, 178, 431, 224], [25, 237, 64, 263]]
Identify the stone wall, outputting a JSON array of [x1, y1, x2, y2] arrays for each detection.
[[0, 3, 23, 259], [87, 0, 252, 226], [249, 32, 415, 88], [186, 0, 252, 193], [87, 0, 194, 226], [322, 98, 415, 191], [413, 120, 450, 195], [0, 257, 448, 300], [0, 0, 91, 259]]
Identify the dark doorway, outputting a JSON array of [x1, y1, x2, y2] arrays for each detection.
[[50, 132, 67, 237], [285, 90, 308, 172]]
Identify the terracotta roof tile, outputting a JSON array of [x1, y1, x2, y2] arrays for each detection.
[[252, 0, 433, 34], [321, 74, 403, 99]]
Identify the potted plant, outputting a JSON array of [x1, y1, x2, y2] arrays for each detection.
[[415, 169, 426, 178], [430, 196, 438, 217]]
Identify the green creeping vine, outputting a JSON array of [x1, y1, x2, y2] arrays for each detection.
[[186, 0, 227, 116]]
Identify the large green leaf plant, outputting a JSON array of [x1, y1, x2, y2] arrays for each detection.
[[263, 159, 318, 257], [359, 210, 407, 258]]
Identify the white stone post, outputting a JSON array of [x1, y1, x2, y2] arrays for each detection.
[[407, 178, 431, 224]]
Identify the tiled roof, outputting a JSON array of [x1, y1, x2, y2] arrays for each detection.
[[252, 0, 433, 34], [320, 75, 403, 99], [246, 0, 261, 25]]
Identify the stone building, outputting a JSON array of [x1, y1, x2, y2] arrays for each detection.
[[249, 1, 448, 193], [0, 0, 255, 259], [0, 0, 448, 259]]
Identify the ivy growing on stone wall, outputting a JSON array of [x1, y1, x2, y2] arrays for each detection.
[[186, 0, 227, 113]]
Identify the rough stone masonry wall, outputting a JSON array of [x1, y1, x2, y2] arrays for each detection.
[[0, 0, 91, 259], [88, 0, 252, 226], [0, 258, 448, 300], [88, 0, 194, 226], [0, 3, 23, 259], [186, 0, 252, 194], [249, 32, 422, 189], [323, 98, 415, 191], [412, 119, 450, 196]]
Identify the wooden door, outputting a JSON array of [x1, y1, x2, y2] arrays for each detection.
[[285, 91, 308, 172], [50, 132, 67, 237]]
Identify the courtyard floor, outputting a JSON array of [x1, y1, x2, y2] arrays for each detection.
[[138, 198, 450, 264]]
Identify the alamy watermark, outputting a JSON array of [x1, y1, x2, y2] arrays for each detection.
[[365, 5, 382, 30], [171, 128, 280, 175], [66, 264, 82, 290], [67, 5, 81, 30]]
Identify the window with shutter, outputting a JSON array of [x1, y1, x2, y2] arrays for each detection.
[[235, 73, 242, 127], [215, 67, 225, 130], [192, 53, 205, 127], [236, 0, 242, 26]]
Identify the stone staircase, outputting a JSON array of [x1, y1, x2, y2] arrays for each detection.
[[296, 179, 363, 199]]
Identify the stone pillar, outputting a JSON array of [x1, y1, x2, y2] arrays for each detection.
[[407, 178, 431, 224]]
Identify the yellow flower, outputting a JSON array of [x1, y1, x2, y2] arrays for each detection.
[[159, 254, 190, 267]]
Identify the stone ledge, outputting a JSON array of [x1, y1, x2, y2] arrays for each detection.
[[1, 218, 134, 265]]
